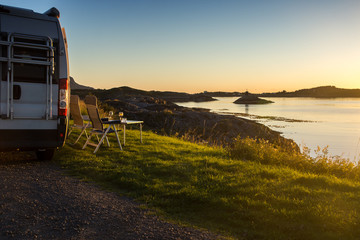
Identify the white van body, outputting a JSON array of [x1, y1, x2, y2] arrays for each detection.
[[0, 5, 70, 160]]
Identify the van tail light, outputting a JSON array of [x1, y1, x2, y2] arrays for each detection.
[[58, 78, 68, 116]]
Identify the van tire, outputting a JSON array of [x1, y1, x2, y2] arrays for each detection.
[[36, 148, 55, 161]]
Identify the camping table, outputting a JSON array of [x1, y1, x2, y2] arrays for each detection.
[[102, 119, 143, 146]]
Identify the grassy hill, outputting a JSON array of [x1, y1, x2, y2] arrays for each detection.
[[56, 128, 360, 240]]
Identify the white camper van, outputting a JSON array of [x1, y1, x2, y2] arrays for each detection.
[[0, 5, 70, 160]]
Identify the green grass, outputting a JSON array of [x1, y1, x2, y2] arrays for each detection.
[[55, 129, 360, 240]]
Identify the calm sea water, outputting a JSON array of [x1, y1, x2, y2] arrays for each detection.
[[176, 97, 360, 161]]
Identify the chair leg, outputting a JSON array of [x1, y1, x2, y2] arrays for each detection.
[[84, 122, 90, 139], [82, 132, 94, 149], [94, 127, 111, 154], [84, 129, 88, 139], [67, 128, 73, 137], [74, 127, 87, 145], [95, 135, 106, 145]]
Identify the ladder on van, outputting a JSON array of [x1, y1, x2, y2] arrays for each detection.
[[0, 33, 55, 120]]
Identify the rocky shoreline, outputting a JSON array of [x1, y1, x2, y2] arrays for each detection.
[[72, 88, 298, 151]]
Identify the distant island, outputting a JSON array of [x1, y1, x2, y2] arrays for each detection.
[[260, 86, 360, 98], [234, 92, 273, 104]]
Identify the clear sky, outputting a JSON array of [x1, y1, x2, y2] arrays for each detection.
[[1, 0, 360, 93]]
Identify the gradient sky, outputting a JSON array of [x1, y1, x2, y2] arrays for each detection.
[[2, 0, 360, 93]]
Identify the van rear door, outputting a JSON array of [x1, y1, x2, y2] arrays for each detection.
[[1, 34, 55, 120]]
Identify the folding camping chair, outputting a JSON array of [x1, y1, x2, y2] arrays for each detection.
[[82, 95, 122, 153], [68, 95, 91, 144]]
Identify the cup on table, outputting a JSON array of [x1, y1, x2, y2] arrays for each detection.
[[118, 112, 124, 120]]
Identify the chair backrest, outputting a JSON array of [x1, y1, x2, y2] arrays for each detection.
[[84, 95, 103, 131], [70, 95, 84, 126]]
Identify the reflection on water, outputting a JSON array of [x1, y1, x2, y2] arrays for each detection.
[[245, 104, 249, 115], [177, 97, 360, 161]]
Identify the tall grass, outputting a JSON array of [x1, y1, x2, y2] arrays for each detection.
[[229, 136, 360, 181]]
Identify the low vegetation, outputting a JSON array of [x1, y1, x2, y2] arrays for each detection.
[[77, 98, 115, 116], [230, 137, 360, 181], [55, 128, 360, 240]]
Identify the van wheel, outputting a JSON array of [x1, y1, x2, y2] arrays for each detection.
[[36, 149, 55, 161]]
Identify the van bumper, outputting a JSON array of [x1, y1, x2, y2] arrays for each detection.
[[0, 129, 64, 151]]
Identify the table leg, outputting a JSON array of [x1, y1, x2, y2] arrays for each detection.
[[113, 124, 123, 151], [123, 124, 126, 146], [140, 123, 143, 143]]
